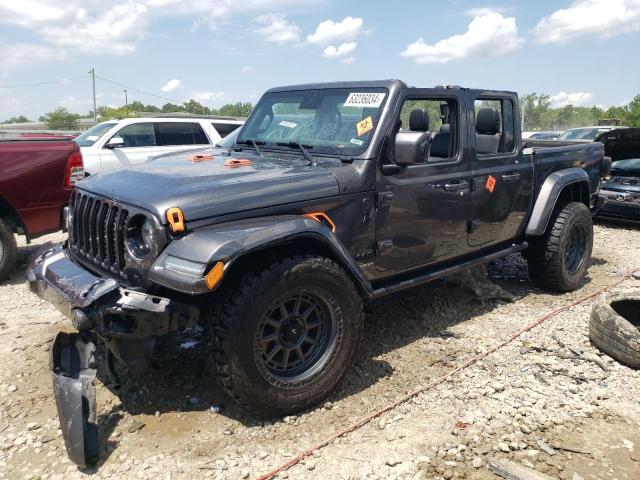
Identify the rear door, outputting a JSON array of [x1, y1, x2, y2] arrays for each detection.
[[467, 91, 533, 247]]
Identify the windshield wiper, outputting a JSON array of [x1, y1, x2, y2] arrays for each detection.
[[236, 139, 265, 159], [276, 141, 316, 166]]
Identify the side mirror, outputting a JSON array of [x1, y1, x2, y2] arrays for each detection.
[[394, 131, 428, 167], [105, 137, 125, 149]]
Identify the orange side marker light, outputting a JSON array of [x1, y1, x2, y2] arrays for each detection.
[[205, 262, 225, 289], [303, 212, 336, 233], [166, 207, 185, 234]]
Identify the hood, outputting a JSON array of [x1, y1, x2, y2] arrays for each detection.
[[595, 128, 640, 161], [78, 148, 340, 222]]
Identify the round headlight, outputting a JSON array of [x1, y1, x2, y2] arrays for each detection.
[[127, 215, 156, 258], [141, 218, 155, 251]]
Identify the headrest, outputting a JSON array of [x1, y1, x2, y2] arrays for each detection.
[[440, 124, 450, 133], [476, 108, 500, 134], [409, 109, 429, 132]]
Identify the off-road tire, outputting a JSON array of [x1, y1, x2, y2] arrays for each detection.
[[589, 294, 640, 369], [527, 201, 593, 292], [209, 254, 364, 416], [0, 218, 17, 281]]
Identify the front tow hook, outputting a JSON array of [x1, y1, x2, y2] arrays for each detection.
[[51, 332, 99, 467]]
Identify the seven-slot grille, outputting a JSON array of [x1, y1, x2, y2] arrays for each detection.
[[69, 190, 129, 275]]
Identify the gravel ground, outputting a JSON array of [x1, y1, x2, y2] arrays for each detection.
[[1, 222, 639, 480]]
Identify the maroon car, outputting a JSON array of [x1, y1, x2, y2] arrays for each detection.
[[0, 137, 84, 280]]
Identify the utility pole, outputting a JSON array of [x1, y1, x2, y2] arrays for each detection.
[[123, 89, 128, 111], [89, 67, 97, 123]]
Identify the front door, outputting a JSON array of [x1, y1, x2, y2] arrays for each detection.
[[374, 90, 471, 277], [467, 93, 534, 247]]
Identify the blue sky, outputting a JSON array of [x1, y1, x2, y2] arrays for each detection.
[[0, 0, 639, 121]]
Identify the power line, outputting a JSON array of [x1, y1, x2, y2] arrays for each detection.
[[0, 75, 90, 89], [95, 74, 181, 104]]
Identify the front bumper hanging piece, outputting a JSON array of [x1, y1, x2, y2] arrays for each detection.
[[51, 332, 99, 467]]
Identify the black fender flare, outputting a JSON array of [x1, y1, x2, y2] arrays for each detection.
[[149, 215, 372, 297], [526, 167, 590, 236]]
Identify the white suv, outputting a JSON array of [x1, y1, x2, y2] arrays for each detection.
[[75, 117, 243, 174]]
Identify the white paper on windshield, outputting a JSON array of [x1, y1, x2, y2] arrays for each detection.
[[344, 92, 385, 108], [86, 135, 99, 141], [279, 121, 297, 128]]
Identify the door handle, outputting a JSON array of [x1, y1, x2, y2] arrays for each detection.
[[443, 180, 469, 192], [501, 172, 521, 182]]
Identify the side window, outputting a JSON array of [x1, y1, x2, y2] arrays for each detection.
[[156, 122, 208, 146], [114, 123, 156, 148], [212, 122, 241, 138], [474, 98, 515, 155], [398, 97, 459, 162]]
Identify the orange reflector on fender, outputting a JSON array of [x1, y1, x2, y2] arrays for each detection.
[[205, 262, 225, 289], [303, 212, 336, 233], [166, 207, 185, 234]]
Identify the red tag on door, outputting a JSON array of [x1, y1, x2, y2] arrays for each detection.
[[486, 175, 496, 193]]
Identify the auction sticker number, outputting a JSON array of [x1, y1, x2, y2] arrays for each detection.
[[344, 92, 385, 108]]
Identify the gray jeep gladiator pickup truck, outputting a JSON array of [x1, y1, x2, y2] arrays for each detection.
[[27, 80, 609, 466]]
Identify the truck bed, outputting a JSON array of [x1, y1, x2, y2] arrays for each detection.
[[0, 138, 81, 237]]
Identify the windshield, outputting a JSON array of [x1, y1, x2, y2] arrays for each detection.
[[237, 88, 388, 155], [75, 122, 117, 147], [558, 127, 610, 141]]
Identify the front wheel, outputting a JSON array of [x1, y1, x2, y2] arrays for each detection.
[[527, 201, 593, 292], [209, 255, 363, 416]]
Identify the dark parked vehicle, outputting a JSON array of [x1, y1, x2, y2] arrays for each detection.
[[595, 128, 640, 223], [27, 80, 609, 466], [0, 137, 84, 280]]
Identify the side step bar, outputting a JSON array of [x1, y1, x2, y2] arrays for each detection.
[[369, 243, 528, 299]]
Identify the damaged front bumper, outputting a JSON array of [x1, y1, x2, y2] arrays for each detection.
[[27, 244, 200, 466]]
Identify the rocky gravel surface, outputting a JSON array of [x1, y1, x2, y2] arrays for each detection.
[[1, 222, 639, 480]]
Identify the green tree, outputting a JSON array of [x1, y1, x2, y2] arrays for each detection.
[[216, 102, 253, 117], [161, 103, 184, 113], [183, 100, 209, 115], [96, 106, 131, 120], [626, 95, 640, 127], [1, 115, 31, 124], [520, 93, 551, 130], [40, 107, 81, 130]]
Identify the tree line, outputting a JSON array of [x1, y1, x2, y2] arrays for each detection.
[[521, 93, 640, 131], [1, 99, 254, 130], [3, 93, 640, 131]]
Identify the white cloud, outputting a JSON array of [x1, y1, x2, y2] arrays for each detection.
[[241, 66, 253, 73], [401, 13, 524, 64], [464, 7, 507, 16], [253, 13, 301, 45], [533, 0, 640, 44], [0, 42, 66, 74], [307, 16, 364, 44], [323, 42, 357, 58], [161, 79, 181, 92], [549, 91, 594, 108], [0, 0, 317, 65]]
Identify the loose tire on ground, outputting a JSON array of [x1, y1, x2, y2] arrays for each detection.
[[527, 201, 593, 292], [209, 254, 364, 416], [0, 218, 17, 281], [589, 295, 640, 369]]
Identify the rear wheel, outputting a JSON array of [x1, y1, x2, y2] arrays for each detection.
[[0, 218, 17, 281], [527, 201, 593, 292], [209, 254, 363, 416]]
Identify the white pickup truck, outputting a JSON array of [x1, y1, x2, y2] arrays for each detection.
[[75, 116, 243, 174]]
